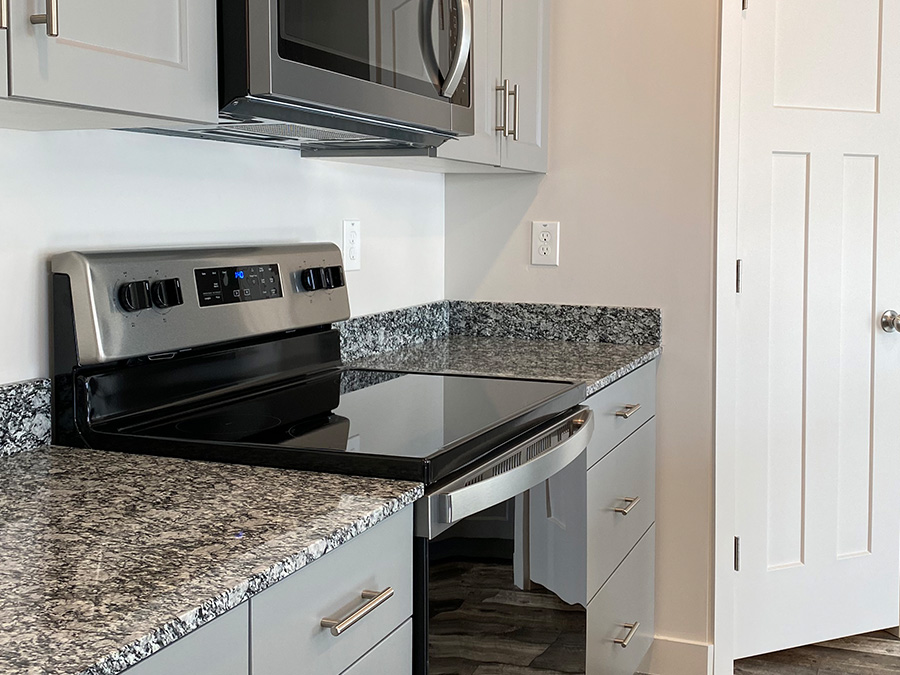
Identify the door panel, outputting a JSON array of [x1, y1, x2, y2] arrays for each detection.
[[734, 0, 900, 658], [8, 0, 216, 122]]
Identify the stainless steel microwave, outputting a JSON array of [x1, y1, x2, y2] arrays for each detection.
[[215, 0, 475, 150]]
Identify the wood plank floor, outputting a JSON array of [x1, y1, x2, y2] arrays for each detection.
[[735, 631, 900, 674], [429, 560, 586, 674]]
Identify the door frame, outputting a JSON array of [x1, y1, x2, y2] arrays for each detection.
[[713, 0, 742, 673]]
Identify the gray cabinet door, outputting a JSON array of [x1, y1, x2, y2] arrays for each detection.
[[7, 0, 217, 122], [341, 619, 412, 675], [437, 0, 504, 166], [123, 605, 249, 675], [500, 0, 550, 172]]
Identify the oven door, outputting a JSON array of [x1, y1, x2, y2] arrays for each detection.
[[247, 0, 474, 135], [413, 406, 594, 674]]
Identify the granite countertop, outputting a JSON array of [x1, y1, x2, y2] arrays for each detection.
[[0, 446, 422, 675], [350, 336, 661, 396]]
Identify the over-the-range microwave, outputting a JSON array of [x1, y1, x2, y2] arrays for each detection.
[[160, 0, 475, 152]]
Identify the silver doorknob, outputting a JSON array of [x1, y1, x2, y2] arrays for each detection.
[[882, 311, 900, 333]]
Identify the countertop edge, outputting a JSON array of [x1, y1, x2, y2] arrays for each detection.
[[79, 483, 425, 675], [584, 346, 663, 397]]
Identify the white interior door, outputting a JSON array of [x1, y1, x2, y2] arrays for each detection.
[[734, 0, 900, 659]]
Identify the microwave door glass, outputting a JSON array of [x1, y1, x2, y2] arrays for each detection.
[[278, 0, 450, 101]]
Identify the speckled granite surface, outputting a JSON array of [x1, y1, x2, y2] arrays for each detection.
[[0, 446, 422, 675], [350, 336, 661, 396], [447, 301, 661, 345], [337, 302, 450, 362], [0, 379, 51, 457]]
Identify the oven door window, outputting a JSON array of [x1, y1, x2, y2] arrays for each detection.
[[277, 0, 470, 105]]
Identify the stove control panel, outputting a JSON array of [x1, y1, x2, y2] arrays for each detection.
[[51, 244, 350, 365], [195, 264, 282, 307]]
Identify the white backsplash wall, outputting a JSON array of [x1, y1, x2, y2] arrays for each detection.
[[0, 129, 444, 384]]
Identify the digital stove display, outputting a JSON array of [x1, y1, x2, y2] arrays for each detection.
[[195, 264, 283, 307]]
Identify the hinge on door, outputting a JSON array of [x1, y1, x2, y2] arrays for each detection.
[[736, 259, 743, 294], [742, 0, 749, 10], [734, 536, 741, 571]]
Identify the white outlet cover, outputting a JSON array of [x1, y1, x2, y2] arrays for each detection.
[[531, 221, 560, 266], [343, 219, 361, 271]]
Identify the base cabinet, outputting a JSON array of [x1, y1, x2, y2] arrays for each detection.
[[122, 605, 249, 675], [586, 526, 656, 675], [122, 507, 414, 675], [528, 361, 658, 674]]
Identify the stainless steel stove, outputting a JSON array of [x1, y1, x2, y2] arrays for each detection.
[[50, 244, 594, 674]]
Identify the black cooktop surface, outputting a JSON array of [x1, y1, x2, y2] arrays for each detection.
[[114, 369, 584, 484]]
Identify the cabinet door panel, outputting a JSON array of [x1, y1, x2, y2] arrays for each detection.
[[251, 508, 413, 675], [124, 604, 249, 675], [0, 24, 8, 94], [341, 619, 412, 675], [8, 0, 216, 122], [500, 0, 549, 172], [586, 526, 655, 675]]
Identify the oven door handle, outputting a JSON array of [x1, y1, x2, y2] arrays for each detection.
[[432, 406, 594, 529]]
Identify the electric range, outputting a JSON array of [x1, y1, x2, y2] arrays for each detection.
[[50, 244, 594, 674]]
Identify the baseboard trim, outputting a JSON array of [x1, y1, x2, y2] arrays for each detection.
[[639, 635, 714, 675]]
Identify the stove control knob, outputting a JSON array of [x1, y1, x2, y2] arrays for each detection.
[[151, 278, 184, 309], [324, 266, 345, 289], [299, 267, 325, 292], [117, 280, 152, 312]]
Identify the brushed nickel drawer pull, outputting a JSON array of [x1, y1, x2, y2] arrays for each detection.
[[496, 79, 511, 136], [1, 0, 8, 31], [320, 587, 394, 637], [30, 0, 58, 36], [614, 621, 640, 648], [615, 403, 642, 419], [613, 496, 641, 516]]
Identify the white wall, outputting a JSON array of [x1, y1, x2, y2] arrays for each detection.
[[445, 0, 719, 666], [0, 129, 444, 384]]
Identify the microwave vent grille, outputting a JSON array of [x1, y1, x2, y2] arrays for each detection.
[[220, 122, 377, 143]]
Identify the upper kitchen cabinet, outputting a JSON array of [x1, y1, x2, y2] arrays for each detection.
[[437, 0, 550, 172], [0, 0, 217, 127]]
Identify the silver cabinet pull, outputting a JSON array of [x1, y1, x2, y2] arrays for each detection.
[[320, 587, 394, 637], [496, 79, 511, 136], [511, 83, 520, 141], [613, 496, 641, 516], [615, 403, 642, 419], [614, 621, 640, 648], [1, 0, 8, 31], [882, 310, 900, 333], [30, 0, 58, 37]]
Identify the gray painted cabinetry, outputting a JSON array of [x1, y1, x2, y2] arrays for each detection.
[[123, 507, 414, 675], [529, 361, 658, 674], [438, 0, 551, 173], [0, 0, 217, 130]]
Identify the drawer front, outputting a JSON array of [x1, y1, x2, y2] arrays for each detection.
[[587, 418, 656, 598], [125, 604, 249, 675], [586, 361, 657, 468], [587, 526, 655, 675], [252, 507, 413, 675], [341, 619, 412, 675]]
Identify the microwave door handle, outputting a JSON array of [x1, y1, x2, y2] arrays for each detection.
[[441, 0, 472, 97], [434, 407, 594, 526], [419, 0, 443, 91]]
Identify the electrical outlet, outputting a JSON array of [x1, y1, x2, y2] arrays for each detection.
[[531, 221, 560, 266], [342, 219, 361, 271]]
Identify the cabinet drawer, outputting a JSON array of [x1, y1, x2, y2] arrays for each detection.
[[587, 419, 656, 597], [251, 508, 413, 675], [341, 619, 412, 675], [587, 526, 655, 675], [586, 362, 657, 468], [124, 604, 249, 675]]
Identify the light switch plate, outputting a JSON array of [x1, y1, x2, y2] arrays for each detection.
[[342, 219, 361, 271], [531, 221, 560, 266]]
